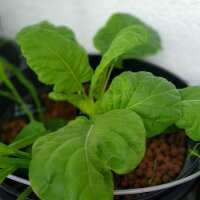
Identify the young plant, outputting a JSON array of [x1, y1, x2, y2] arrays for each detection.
[[1, 13, 200, 200]]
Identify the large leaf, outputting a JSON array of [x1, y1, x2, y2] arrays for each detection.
[[94, 13, 161, 58], [90, 25, 147, 99], [98, 71, 181, 138], [29, 109, 146, 200], [176, 86, 200, 141], [16, 22, 93, 94]]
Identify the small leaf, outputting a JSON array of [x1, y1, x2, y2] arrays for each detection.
[[98, 71, 181, 138], [30, 109, 146, 200], [14, 121, 45, 141], [176, 86, 200, 141], [90, 25, 147, 99], [94, 13, 161, 58], [16, 22, 93, 94]]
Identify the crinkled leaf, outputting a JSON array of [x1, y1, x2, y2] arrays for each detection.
[[176, 86, 200, 141], [14, 121, 45, 141], [98, 71, 181, 138], [94, 13, 161, 58], [90, 25, 147, 99], [16, 22, 93, 94], [30, 109, 146, 200]]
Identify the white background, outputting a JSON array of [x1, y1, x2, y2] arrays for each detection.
[[0, 0, 200, 85]]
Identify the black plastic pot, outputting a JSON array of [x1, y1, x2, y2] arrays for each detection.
[[0, 55, 199, 200]]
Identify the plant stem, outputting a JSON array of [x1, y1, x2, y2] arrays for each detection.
[[102, 62, 115, 97], [17, 98, 34, 121], [17, 186, 32, 200], [148, 158, 157, 186]]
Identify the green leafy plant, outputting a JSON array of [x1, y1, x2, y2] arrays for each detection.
[[0, 13, 200, 200]]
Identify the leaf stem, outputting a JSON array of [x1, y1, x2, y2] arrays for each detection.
[[17, 186, 32, 200], [148, 158, 157, 186], [102, 62, 115, 97]]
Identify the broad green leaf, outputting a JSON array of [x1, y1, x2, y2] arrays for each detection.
[[0, 167, 17, 184], [16, 22, 93, 94], [90, 25, 147, 99], [98, 71, 181, 138], [14, 121, 45, 141], [176, 86, 200, 141], [30, 109, 146, 200], [17, 21, 75, 41], [94, 13, 161, 58], [49, 91, 95, 115]]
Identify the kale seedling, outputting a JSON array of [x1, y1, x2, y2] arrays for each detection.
[[1, 13, 200, 200]]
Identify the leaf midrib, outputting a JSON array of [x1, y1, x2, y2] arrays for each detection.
[[126, 88, 176, 110], [84, 125, 94, 193]]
